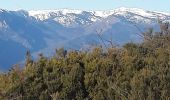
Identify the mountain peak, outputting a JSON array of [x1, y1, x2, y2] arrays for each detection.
[[28, 9, 83, 16]]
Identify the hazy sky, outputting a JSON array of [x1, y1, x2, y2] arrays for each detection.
[[0, 0, 170, 12]]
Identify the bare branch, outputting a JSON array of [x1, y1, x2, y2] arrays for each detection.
[[96, 29, 107, 49]]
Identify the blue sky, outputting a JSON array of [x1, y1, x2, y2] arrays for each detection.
[[0, 0, 170, 12]]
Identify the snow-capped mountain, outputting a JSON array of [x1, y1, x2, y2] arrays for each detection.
[[28, 7, 170, 26], [0, 7, 170, 71]]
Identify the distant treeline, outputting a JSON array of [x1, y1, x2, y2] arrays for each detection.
[[0, 22, 170, 100]]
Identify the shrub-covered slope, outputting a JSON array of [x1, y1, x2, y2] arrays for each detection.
[[0, 23, 170, 100]]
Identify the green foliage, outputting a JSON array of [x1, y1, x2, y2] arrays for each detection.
[[0, 23, 170, 100]]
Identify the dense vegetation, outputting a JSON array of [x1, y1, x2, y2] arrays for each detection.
[[0, 22, 170, 100]]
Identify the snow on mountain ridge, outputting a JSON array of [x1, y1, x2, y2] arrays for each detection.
[[114, 7, 153, 17], [0, 9, 9, 13], [28, 9, 84, 21], [114, 7, 170, 19], [28, 7, 170, 18], [29, 9, 83, 16], [0, 9, 3, 12], [1, 7, 170, 28], [27, 7, 170, 26], [28, 9, 115, 21]]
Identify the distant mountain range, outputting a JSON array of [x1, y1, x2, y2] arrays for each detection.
[[0, 7, 170, 71]]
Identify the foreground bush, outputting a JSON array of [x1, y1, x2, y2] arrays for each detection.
[[0, 23, 170, 100]]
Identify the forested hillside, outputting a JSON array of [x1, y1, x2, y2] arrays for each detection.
[[0, 22, 170, 100]]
